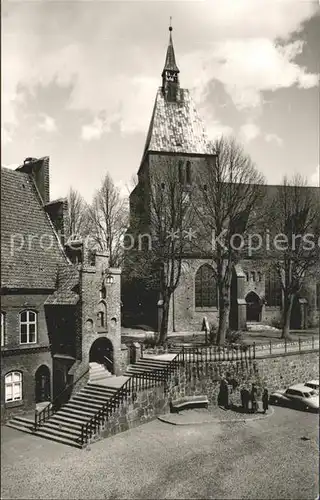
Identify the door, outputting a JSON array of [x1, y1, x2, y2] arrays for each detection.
[[35, 365, 51, 403]]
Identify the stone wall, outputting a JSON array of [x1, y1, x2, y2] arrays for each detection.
[[91, 350, 319, 444]]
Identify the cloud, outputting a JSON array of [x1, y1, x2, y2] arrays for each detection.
[[38, 114, 56, 133], [182, 39, 318, 111], [1, 0, 318, 141], [239, 123, 260, 143], [265, 133, 283, 146]]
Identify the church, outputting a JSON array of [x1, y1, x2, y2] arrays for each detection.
[[127, 26, 320, 333]]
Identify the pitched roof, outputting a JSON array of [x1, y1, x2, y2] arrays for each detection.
[[45, 265, 80, 305], [142, 88, 214, 158], [1, 167, 68, 289]]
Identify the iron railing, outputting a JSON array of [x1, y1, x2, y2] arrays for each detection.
[[34, 368, 89, 430], [79, 352, 182, 447]]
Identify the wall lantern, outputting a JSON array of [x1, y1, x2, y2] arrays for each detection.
[[106, 274, 114, 285]]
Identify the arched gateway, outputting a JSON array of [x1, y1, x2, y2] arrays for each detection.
[[246, 292, 262, 322], [89, 337, 114, 374]]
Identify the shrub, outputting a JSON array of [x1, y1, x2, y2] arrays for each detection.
[[142, 335, 157, 349], [271, 319, 283, 329], [225, 329, 244, 345]]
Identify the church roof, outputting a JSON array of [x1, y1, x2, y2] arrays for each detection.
[[142, 88, 214, 158], [1, 167, 68, 290]]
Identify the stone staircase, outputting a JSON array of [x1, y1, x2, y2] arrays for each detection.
[[89, 362, 112, 383], [124, 353, 176, 378], [6, 378, 128, 448]]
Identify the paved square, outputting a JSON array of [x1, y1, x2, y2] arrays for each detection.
[[1, 406, 318, 499]]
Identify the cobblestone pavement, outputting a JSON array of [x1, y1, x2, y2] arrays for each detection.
[[158, 405, 274, 425], [1, 406, 318, 500]]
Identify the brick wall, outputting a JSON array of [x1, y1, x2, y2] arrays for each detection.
[[1, 292, 53, 421], [90, 350, 319, 444]]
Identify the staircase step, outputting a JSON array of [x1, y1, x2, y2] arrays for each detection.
[[138, 359, 170, 367], [86, 384, 118, 394], [34, 430, 82, 448], [57, 409, 92, 422], [38, 423, 81, 440], [71, 396, 105, 408], [79, 389, 112, 402], [41, 421, 82, 436], [60, 406, 95, 418], [9, 415, 35, 426], [49, 414, 86, 428], [6, 421, 35, 434], [66, 403, 99, 414]]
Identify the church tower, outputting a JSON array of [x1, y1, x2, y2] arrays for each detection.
[[127, 24, 217, 331]]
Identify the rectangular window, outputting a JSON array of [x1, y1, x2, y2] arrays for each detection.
[[20, 311, 37, 344]]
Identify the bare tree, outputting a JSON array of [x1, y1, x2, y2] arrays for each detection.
[[87, 173, 129, 267], [66, 188, 89, 240], [126, 158, 195, 343], [268, 174, 320, 338], [195, 136, 265, 345]]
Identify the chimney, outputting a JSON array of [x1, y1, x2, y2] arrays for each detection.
[[17, 156, 50, 204], [45, 198, 69, 246]]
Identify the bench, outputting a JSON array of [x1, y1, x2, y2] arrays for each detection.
[[170, 395, 209, 413]]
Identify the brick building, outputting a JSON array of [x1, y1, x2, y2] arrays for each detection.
[[126, 27, 320, 333], [1, 158, 121, 421]]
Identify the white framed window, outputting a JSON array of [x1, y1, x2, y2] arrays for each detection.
[[19, 310, 37, 344], [5, 372, 22, 402], [1, 312, 5, 347]]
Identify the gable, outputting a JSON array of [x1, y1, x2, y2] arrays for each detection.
[[1, 167, 68, 290]]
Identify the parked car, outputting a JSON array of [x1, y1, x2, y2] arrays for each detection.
[[303, 380, 319, 393], [269, 384, 319, 411]]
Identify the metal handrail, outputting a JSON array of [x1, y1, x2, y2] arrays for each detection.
[[34, 367, 90, 430]]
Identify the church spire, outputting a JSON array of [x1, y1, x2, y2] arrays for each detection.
[[162, 21, 180, 102]]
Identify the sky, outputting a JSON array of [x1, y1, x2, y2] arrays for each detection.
[[2, 0, 320, 202]]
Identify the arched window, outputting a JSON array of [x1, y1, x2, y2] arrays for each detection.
[[5, 371, 22, 402], [1, 312, 5, 347], [186, 161, 191, 185], [19, 310, 37, 344], [244, 272, 249, 282], [251, 271, 256, 282], [265, 269, 282, 307], [195, 264, 217, 308], [257, 272, 262, 282], [97, 311, 105, 328], [97, 301, 107, 329]]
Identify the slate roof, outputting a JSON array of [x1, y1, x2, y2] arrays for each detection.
[[45, 265, 80, 305], [1, 167, 68, 289], [142, 88, 214, 158]]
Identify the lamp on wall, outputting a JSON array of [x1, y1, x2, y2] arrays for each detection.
[[106, 273, 114, 285]]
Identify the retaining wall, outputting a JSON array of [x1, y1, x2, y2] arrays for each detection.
[[92, 350, 319, 444]]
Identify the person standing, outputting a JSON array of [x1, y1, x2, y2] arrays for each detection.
[[251, 383, 258, 413], [262, 388, 269, 414], [243, 387, 250, 413]]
